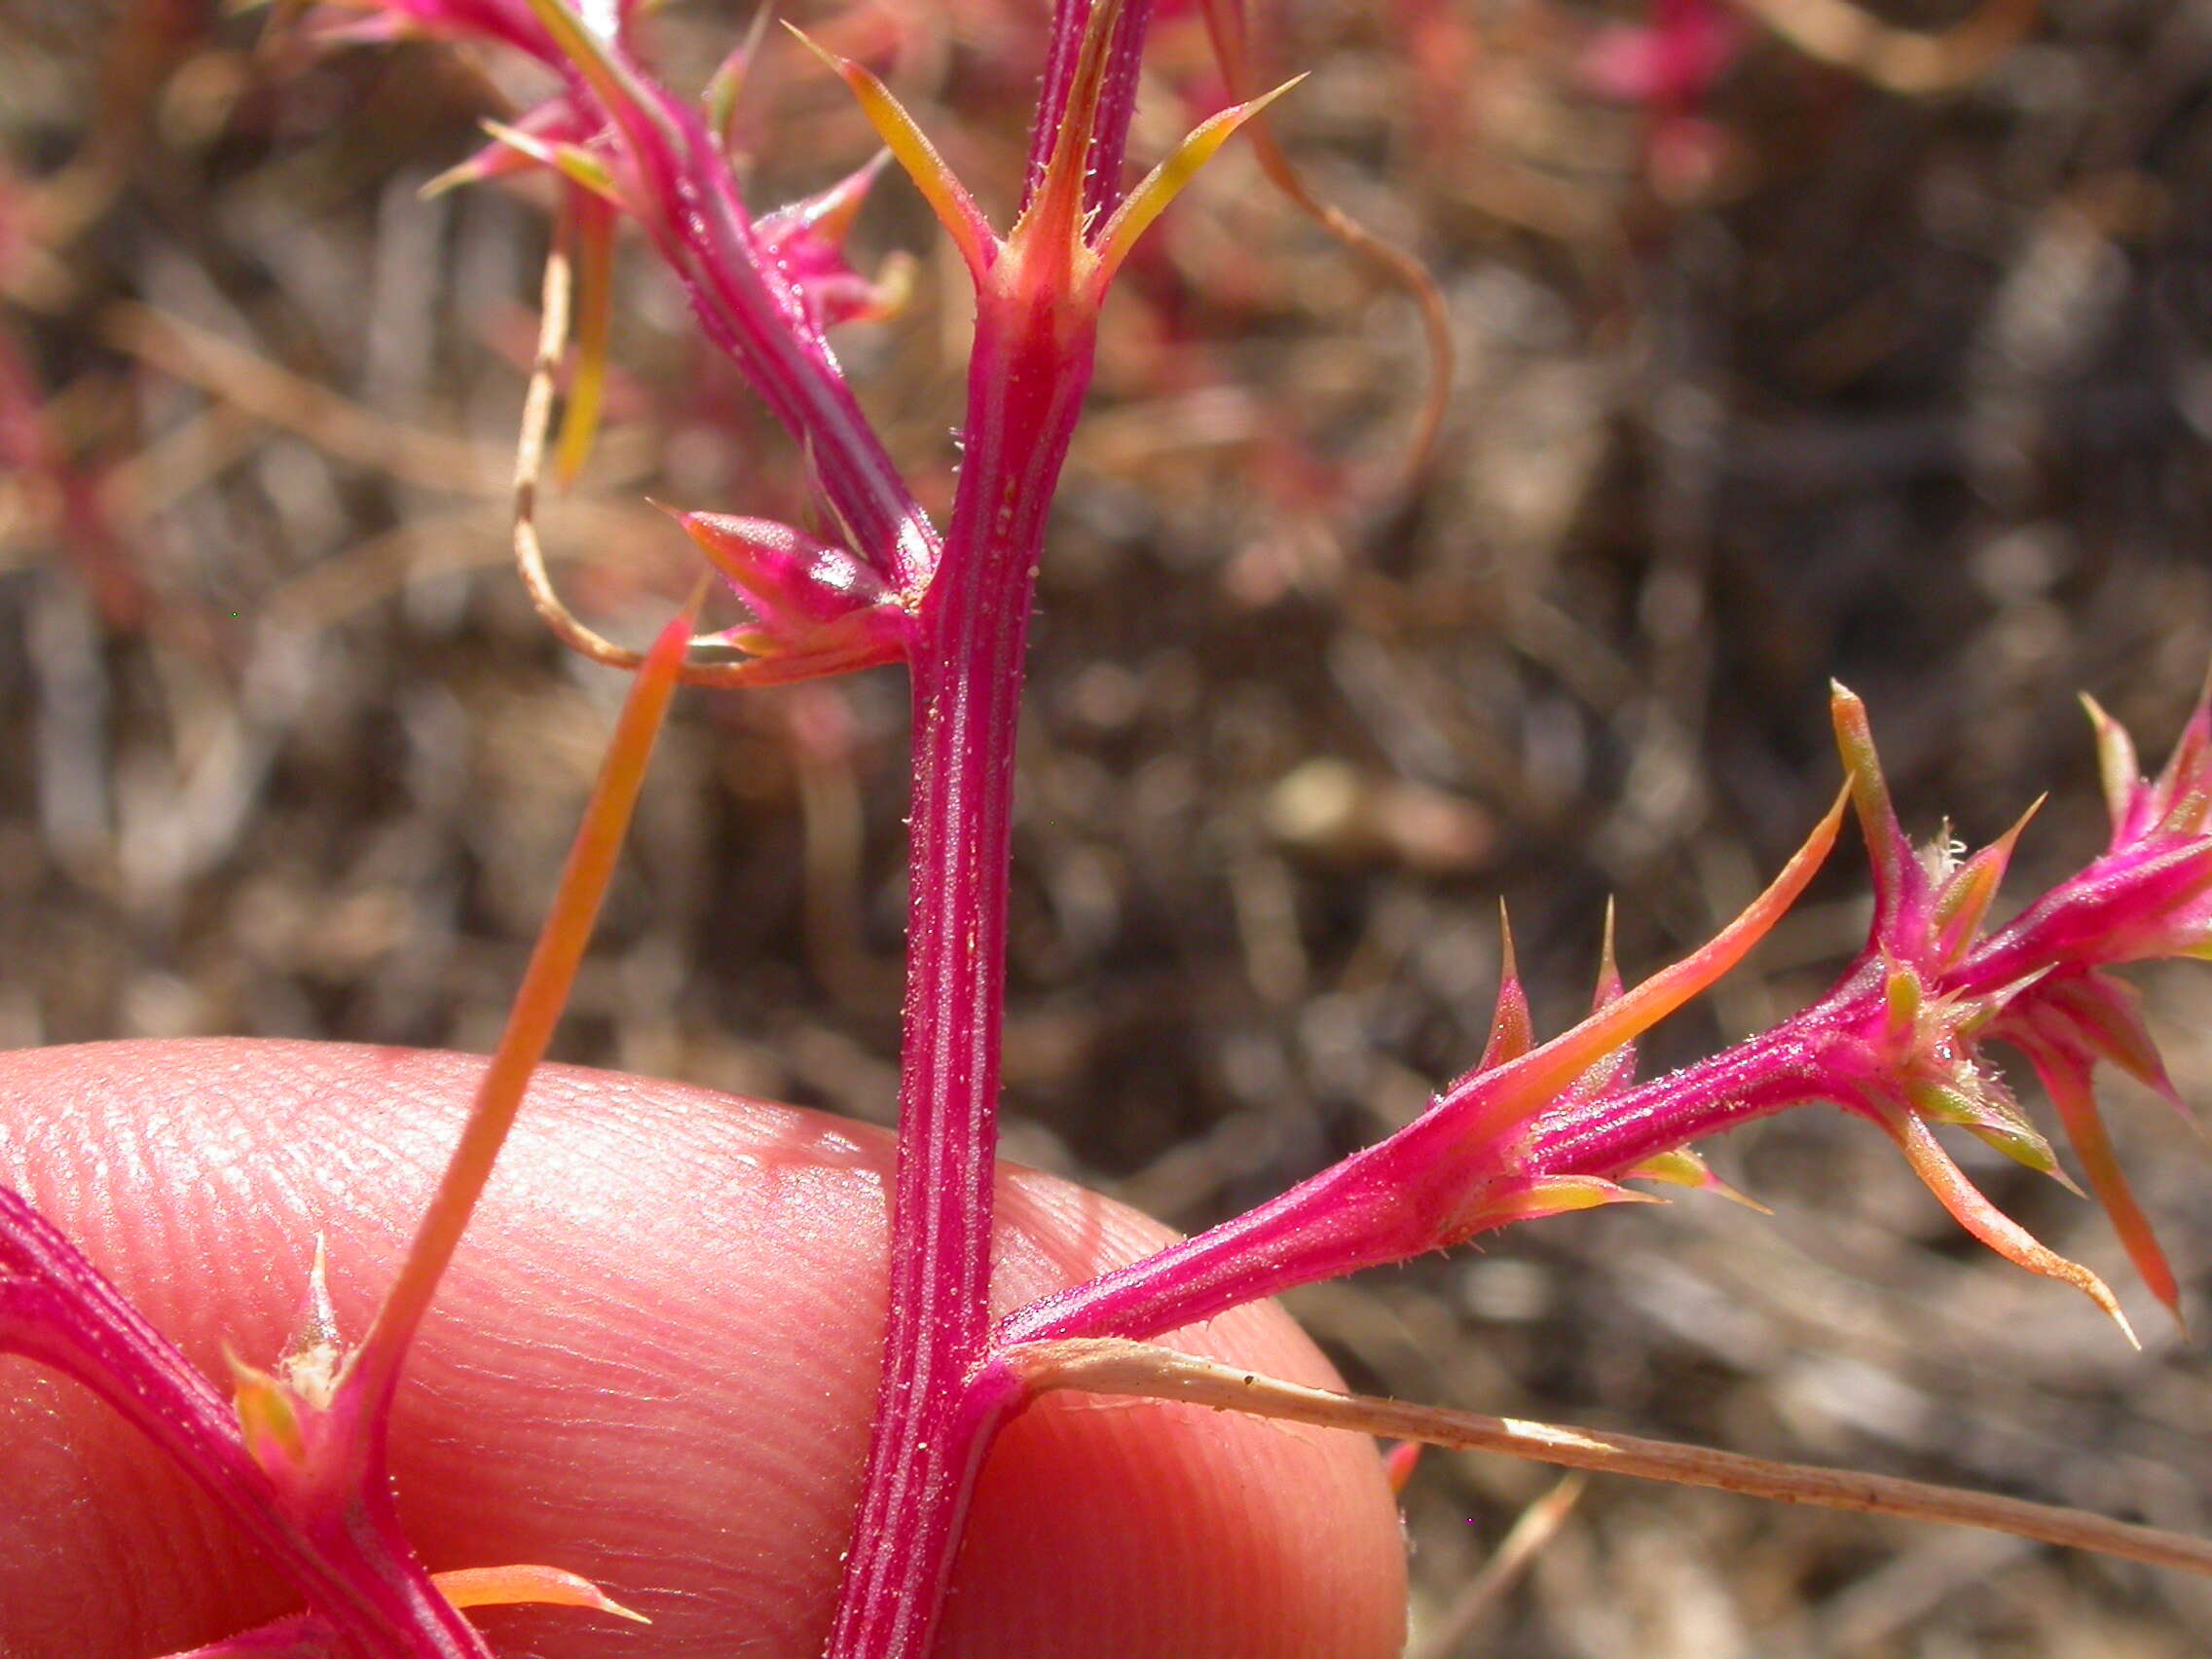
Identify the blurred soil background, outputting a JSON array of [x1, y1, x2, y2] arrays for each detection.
[[6, 0, 2212, 1653]]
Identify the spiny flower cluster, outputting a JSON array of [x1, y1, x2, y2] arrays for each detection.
[[1504, 684, 2212, 1339], [1003, 683, 2210, 1354], [7, 656, 2210, 1652], [307, 0, 942, 626], [295, 0, 1291, 688]]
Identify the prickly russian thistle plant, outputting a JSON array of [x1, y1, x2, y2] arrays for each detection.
[[6, 1, 2212, 1656]]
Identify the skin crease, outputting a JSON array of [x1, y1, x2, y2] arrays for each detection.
[[0, 1039, 1409, 1659]]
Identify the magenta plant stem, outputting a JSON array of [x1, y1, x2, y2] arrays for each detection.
[[0, 1192, 491, 1659], [1957, 848, 2212, 995], [825, 274, 1105, 1658], [996, 1130, 1478, 1346], [827, 1, 1157, 1643], [585, 63, 940, 592], [992, 1018, 1828, 1347], [996, 908, 2145, 1351], [1515, 988, 1877, 1178], [1020, 0, 1156, 217], [671, 132, 940, 589]]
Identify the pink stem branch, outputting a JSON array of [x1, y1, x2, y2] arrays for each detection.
[[0, 1191, 489, 1658], [995, 944, 2063, 1349], [825, 225, 1111, 1659]]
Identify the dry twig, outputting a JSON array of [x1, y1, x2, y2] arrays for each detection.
[[1014, 1339, 2212, 1579]]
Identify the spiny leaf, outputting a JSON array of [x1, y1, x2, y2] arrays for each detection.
[[2081, 693, 2142, 844], [1881, 1106, 2136, 1346], [667, 502, 905, 676], [667, 507, 894, 625], [1382, 1439, 1422, 1495], [152, 1565, 648, 1657], [2042, 972, 2194, 1124], [1570, 906, 1637, 1100], [228, 1350, 307, 1471], [433, 1564, 649, 1621], [1085, 76, 1305, 292], [553, 189, 616, 487], [1447, 790, 1844, 1146], [786, 25, 995, 280], [457, 118, 624, 205], [518, 0, 665, 141], [1882, 958, 1923, 1051], [1592, 899, 1624, 1010], [1928, 797, 2039, 969], [1477, 903, 1533, 1069], [2029, 1047, 2182, 1326], [510, 0, 696, 243], [421, 102, 605, 201], [2150, 677, 2212, 833], [779, 148, 891, 245], [1901, 1074, 2071, 1186], [1010, 0, 1128, 258], [350, 598, 695, 1412], [756, 153, 910, 328], [703, 0, 776, 152], [1624, 1147, 1772, 1212], [1472, 1174, 1661, 1229], [276, 1235, 343, 1411], [1831, 683, 1915, 938]]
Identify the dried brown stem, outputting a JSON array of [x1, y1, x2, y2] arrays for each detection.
[[512, 236, 777, 690], [1197, 0, 1453, 497], [1012, 1339, 2212, 1579], [103, 303, 511, 492], [1409, 1474, 1584, 1659], [1732, 0, 2039, 94]]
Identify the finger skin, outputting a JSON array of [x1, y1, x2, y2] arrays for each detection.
[[0, 1040, 1407, 1659]]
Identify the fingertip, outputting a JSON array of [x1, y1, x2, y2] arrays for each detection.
[[949, 1382, 1407, 1658], [0, 1040, 1406, 1659]]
